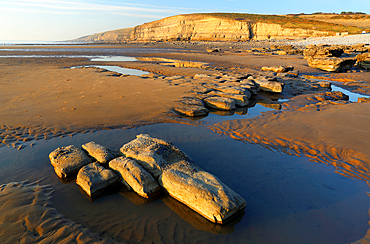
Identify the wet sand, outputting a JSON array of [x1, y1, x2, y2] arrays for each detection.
[[1, 43, 370, 243]]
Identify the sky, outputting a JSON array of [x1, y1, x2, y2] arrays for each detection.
[[0, 0, 369, 41]]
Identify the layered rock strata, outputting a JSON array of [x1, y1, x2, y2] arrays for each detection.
[[131, 14, 334, 41]]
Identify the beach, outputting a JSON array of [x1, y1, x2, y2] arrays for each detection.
[[1, 42, 370, 243]]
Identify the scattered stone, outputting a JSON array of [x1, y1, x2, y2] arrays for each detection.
[[76, 163, 119, 197], [306, 57, 357, 72], [158, 167, 246, 224], [324, 91, 349, 101], [49, 145, 92, 178], [203, 97, 236, 110], [357, 97, 370, 103], [317, 81, 331, 88], [109, 157, 161, 198], [261, 66, 293, 73], [194, 74, 212, 80], [206, 48, 220, 53], [120, 134, 194, 179], [82, 141, 115, 164]]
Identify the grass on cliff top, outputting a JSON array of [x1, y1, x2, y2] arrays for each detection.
[[200, 13, 369, 34]]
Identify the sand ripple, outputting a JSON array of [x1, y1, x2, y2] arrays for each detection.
[[0, 181, 119, 243]]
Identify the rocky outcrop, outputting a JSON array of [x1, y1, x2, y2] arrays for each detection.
[[49, 145, 92, 178], [306, 57, 357, 72], [304, 45, 357, 72]]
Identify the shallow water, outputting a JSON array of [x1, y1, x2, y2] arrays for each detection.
[[331, 84, 370, 102], [201, 104, 275, 123], [0, 123, 369, 244], [71, 65, 150, 76]]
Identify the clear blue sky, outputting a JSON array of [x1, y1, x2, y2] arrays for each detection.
[[0, 0, 369, 41]]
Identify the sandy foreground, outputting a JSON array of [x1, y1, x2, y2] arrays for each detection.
[[1, 43, 370, 243]]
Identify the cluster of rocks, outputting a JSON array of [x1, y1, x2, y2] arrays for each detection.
[[304, 44, 370, 72], [171, 66, 335, 117], [173, 70, 288, 117], [49, 135, 246, 224]]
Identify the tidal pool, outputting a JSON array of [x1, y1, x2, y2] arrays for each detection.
[[0, 123, 369, 244]]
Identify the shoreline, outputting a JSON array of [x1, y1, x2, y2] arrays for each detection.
[[1, 42, 370, 243]]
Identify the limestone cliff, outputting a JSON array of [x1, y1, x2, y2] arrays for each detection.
[[72, 14, 336, 43], [71, 28, 133, 43], [131, 14, 334, 41]]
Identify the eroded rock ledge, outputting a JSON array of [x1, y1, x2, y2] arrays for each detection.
[[49, 134, 246, 224]]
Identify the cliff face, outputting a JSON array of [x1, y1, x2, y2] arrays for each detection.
[[131, 15, 254, 41], [131, 14, 334, 41], [71, 28, 133, 43], [71, 14, 335, 43]]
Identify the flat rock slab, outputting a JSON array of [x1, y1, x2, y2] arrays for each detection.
[[120, 134, 194, 179], [203, 97, 236, 110], [109, 157, 161, 198], [306, 57, 356, 72], [82, 141, 115, 164], [159, 168, 246, 224], [261, 66, 293, 73], [49, 145, 92, 178], [76, 163, 119, 197], [177, 97, 205, 106], [214, 86, 251, 97], [254, 79, 284, 93], [173, 105, 209, 117], [208, 91, 249, 107]]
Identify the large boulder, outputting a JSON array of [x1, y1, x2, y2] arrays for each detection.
[[208, 91, 249, 106], [253, 78, 284, 93], [203, 97, 236, 110], [306, 57, 356, 72], [303, 45, 344, 58], [49, 145, 92, 178], [76, 163, 119, 197], [120, 134, 195, 179], [109, 157, 161, 198], [158, 167, 246, 224], [82, 141, 115, 164]]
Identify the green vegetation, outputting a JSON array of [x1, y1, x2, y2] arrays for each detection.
[[200, 13, 369, 34]]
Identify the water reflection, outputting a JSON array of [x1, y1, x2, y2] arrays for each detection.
[[162, 195, 244, 235]]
